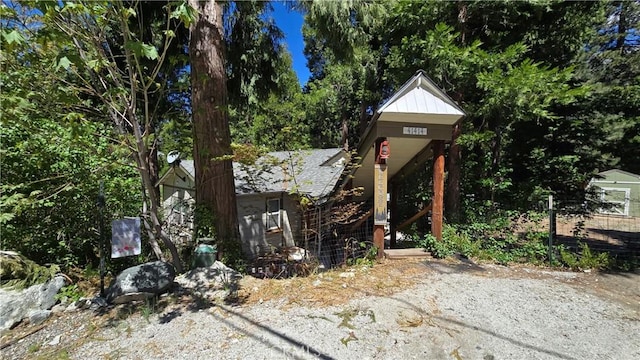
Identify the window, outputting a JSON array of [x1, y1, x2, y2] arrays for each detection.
[[169, 189, 194, 228], [599, 187, 630, 216], [266, 198, 281, 230]]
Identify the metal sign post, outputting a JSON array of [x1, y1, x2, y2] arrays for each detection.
[[548, 195, 555, 265], [98, 181, 106, 298]]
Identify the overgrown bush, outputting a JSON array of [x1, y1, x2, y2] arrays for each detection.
[[417, 211, 617, 271], [558, 242, 611, 271]]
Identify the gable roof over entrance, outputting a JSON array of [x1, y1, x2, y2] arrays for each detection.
[[377, 70, 465, 124], [350, 70, 465, 199]]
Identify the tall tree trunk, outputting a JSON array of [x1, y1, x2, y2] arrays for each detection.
[[189, 0, 240, 256]]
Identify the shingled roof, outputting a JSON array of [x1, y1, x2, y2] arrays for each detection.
[[173, 148, 345, 201]]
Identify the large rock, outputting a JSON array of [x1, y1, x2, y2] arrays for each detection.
[[106, 261, 175, 304], [0, 275, 67, 333], [175, 261, 242, 301]]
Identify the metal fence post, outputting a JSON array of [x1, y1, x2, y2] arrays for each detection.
[[548, 195, 555, 265], [98, 181, 106, 298]]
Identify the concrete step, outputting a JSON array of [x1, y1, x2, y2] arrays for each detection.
[[384, 248, 431, 259]]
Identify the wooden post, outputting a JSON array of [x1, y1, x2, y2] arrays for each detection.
[[432, 140, 445, 241], [373, 139, 388, 259], [373, 163, 387, 259]]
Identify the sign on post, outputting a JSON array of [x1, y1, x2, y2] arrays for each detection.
[[111, 217, 141, 258], [374, 164, 388, 225]]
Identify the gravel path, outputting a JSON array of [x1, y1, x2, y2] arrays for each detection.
[[3, 259, 639, 360]]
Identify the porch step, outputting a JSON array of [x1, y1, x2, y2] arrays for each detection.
[[384, 248, 431, 260]]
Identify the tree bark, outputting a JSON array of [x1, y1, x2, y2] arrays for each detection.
[[432, 140, 445, 241], [189, 0, 240, 255]]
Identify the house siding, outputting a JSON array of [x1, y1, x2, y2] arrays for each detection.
[[591, 170, 640, 217], [161, 167, 195, 241], [237, 193, 298, 259]]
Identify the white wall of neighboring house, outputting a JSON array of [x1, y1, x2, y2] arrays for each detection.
[[160, 166, 195, 244]]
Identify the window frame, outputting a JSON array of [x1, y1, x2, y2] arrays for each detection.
[[599, 187, 630, 216], [266, 197, 281, 231]]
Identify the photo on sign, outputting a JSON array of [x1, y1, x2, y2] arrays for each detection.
[[111, 217, 141, 258]]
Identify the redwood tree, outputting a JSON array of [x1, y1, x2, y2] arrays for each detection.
[[188, 0, 241, 259]]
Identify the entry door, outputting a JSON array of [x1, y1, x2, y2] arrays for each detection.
[[600, 187, 630, 216]]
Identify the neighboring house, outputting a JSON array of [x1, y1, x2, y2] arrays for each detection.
[[157, 148, 346, 259], [589, 169, 640, 217]]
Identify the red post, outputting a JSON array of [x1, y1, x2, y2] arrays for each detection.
[[432, 140, 445, 241]]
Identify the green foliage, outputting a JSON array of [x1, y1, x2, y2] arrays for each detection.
[[141, 297, 157, 323], [558, 242, 611, 271], [219, 237, 247, 273], [345, 241, 378, 267], [226, 1, 306, 149], [419, 211, 551, 266], [419, 233, 454, 259], [0, 0, 190, 270], [417, 213, 620, 271], [0, 253, 61, 289], [55, 284, 84, 303]]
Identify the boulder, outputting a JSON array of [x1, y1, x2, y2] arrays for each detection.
[[0, 275, 67, 333], [175, 261, 242, 301], [105, 261, 175, 304], [27, 310, 51, 326]]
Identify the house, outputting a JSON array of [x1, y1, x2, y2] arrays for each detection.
[[158, 148, 346, 259], [589, 169, 640, 217]]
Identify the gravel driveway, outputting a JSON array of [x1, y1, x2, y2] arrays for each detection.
[[3, 258, 639, 360]]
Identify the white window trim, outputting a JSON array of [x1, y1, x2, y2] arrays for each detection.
[[599, 187, 630, 216], [266, 198, 281, 230]]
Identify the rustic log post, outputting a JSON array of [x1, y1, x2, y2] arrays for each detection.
[[432, 140, 445, 241]]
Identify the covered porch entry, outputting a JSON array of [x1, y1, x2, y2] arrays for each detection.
[[348, 70, 465, 258]]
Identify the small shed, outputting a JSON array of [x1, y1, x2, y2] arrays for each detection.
[[590, 169, 640, 217]]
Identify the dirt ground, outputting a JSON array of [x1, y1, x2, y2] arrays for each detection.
[[2, 257, 639, 360]]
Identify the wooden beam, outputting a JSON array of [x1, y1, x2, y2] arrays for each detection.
[[376, 121, 454, 140], [397, 202, 433, 231], [349, 208, 372, 231], [432, 140, 445, 241]]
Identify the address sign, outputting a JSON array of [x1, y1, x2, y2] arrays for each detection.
[[402, 126, 428, 136]]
